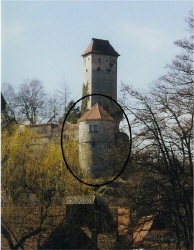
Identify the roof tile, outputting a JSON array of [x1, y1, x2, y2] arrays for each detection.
[[82, 38, 120, 57], [78, 103, 114, 122]]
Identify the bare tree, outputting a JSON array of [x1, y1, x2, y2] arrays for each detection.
[[56, 80, 71, 116], [46, 94, 61, 123], [2, 79, 47, 124], [121, 11, 193, 249], [16, 79, 47, 124]]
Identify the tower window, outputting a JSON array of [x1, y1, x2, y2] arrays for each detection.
[[110, 59, 115, 67], [94, 124, 99, 132], [99, 58, 101, 63], [97, 67, 101, 71], [89, 124, 99, 133], [86, 69, 88, 72], [89, 124, 94, 132]]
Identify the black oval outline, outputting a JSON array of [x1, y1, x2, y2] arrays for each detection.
[[60, 94, 132, 187]]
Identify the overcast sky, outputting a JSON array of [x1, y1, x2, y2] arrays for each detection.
[[1, 0, 192, 101]]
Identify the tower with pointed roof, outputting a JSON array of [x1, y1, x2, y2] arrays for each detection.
[[78, 39, 125, 178], [78, 103, 115, 178], [81, 38, 120, 116]]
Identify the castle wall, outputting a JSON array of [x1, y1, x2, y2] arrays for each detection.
[[79, 120, 115, 178], [29, 123, 52, 135]]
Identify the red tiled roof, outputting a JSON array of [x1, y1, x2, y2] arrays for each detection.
[[78, 103, 114, 122], [82, 38, 120, 57]]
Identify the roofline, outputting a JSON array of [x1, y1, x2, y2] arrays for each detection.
[[78, 119, 115, 123], [82, 38, 120, 57], [82, 51, 120, 57], [77, 103, 114, 122]]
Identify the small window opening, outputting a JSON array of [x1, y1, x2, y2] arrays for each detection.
[[89, 124, 94, 132], [94, 124, 99, 132], [89, 124, 99, 133]]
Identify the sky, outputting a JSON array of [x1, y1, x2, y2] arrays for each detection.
[[1, 0, 193, 102]]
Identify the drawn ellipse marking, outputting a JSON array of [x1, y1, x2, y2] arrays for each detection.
[[60, 94, 132, 187]]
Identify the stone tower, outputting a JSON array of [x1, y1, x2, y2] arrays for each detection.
[[81, 38, 120, 116], [78, 103, 115, 178]]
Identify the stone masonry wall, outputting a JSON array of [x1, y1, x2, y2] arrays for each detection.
[[79, 120, 115, 177], [91, 54, 117, 106], [83, 53, 118, 110]]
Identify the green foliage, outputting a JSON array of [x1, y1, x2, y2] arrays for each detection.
[[1, 123, 94, 249], [81, 82, 89, 114], [1, 105, 17, 134], [2, 127, 65, 204], [64, 100, 81, 124], [1, 126, 66, 249]]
